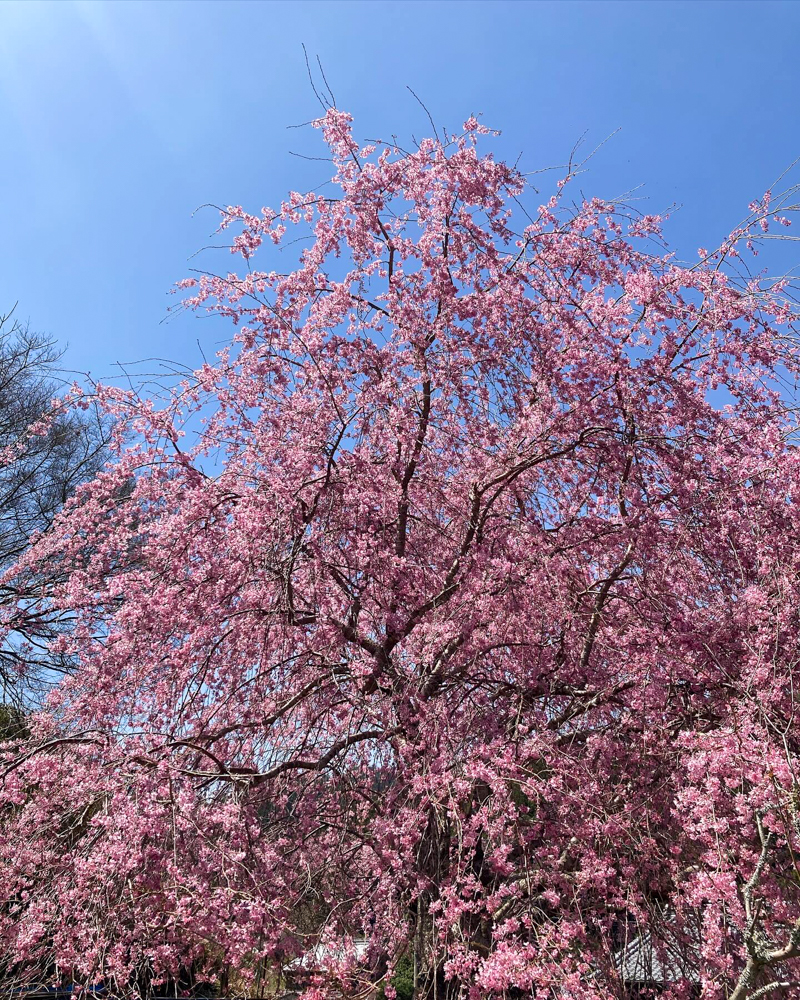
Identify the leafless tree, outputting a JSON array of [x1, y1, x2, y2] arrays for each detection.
[[0, 308, 107, 713]]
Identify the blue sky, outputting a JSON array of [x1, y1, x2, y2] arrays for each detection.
[[1, 0, 798, 381]]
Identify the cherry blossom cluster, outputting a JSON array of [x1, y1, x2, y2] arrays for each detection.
[[1, 110, 800, 1000]]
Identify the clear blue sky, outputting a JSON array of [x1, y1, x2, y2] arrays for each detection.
[[1, 0, 798, 380]]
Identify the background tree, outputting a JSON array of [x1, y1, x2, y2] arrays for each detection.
[[1, 112, 800, 1000], [0, 310, 107, 710]]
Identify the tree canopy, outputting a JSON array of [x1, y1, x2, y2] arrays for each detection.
[[1, 112, 800, 1000]]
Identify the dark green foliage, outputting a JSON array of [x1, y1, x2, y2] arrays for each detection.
[[378, 954, 416, 1000], [0, 702, 28, 741]]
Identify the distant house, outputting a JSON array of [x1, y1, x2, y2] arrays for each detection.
[[281, 928, 703, 998], [282, 936, 370, 998], [281, 926, 702, 998], [614, 922, 701, 996]]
